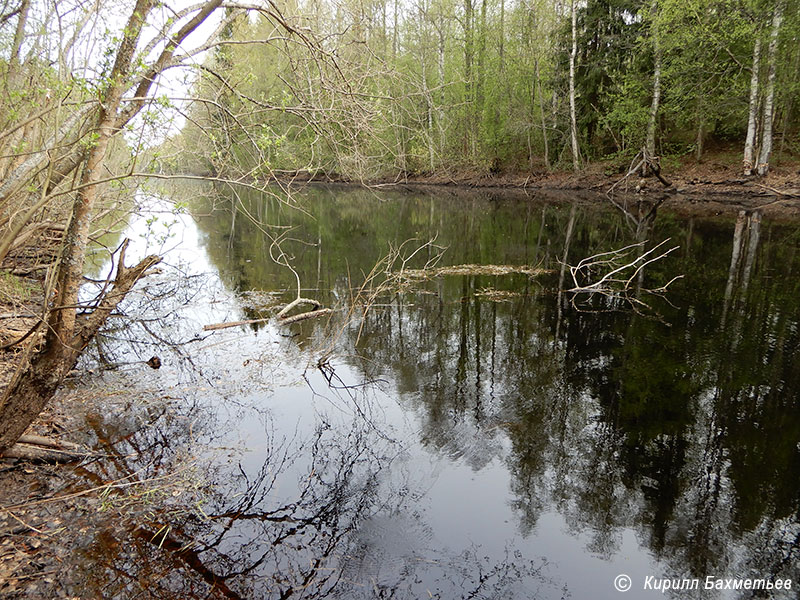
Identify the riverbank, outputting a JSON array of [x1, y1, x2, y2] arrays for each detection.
[[280, 150, 800, 218]]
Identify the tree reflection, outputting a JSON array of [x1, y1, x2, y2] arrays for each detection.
[[83, 185, 800, 597], [60, 373, 558, 599]]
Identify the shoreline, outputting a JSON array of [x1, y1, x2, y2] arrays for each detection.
[[262, 149, 800, 218]]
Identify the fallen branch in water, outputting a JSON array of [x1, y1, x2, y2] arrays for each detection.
[[278, 308, 333, 325], [203, 299, 332, 331], [566, 238, 683, 316], [203, 317, 272, 331], [400, 263, 547, 280], [276, 297, 321, 319], [568, 239, 679, 293]]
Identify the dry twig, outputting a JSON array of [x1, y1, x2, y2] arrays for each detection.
[[566, 238, 683, 314]]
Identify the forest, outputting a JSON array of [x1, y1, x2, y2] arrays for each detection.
[[1, 0, 800, 597], [173, 0, 800, 179], [0, 0, 797, 475]]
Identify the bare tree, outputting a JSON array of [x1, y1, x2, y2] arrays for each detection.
[[0, 0, 313, 454]]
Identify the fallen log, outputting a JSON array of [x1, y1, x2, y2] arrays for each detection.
[[2, 442, 89, 463], [203, 317, 272, 331], [17, 434, 82, 451], [203, 304, 333, 331], [278, 308, 333, 325]]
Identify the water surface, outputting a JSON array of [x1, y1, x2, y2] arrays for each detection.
[[71, 185, 800, 599]]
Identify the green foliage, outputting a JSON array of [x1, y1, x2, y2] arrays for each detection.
[[168, 0, 800, 177]]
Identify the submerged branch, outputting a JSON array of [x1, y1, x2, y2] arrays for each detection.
[[566, 239, 683, 316]]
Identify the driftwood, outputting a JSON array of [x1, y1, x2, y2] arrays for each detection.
[[203, 297, 331, 331], [568, 239, 681, 294], [203, 317, 272, 331], [278, 308, 332, 325], [608, 147, 673, 196], [276, 297, 320, 319], [2, 435, 87, 463], [17, 434, 81, 450], [565, 238, 683, 319], [754, 183, 800, 198], [399, 263, 547, 280]]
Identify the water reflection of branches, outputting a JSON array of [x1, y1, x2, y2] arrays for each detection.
[[57, 384, 560, 600], [315, 236, 444, 361], [304, 360, 394, 443]]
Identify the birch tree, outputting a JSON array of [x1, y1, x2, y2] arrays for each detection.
[[755, 1, 784, 176], [569, 0, 580, 171], [743, 36, 762, 176]]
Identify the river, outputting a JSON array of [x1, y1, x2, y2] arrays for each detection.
[[69, 183, 800, 599]]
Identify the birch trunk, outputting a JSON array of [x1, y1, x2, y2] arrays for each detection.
[[756, 3, 784, 176], [536, 58, 550, 169], [569, 0, 580, 171], [743, 37, 762, 175], [645, 2, 661, 161]]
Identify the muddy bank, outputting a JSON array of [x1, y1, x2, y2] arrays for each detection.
[[281, 153, 800, 219]]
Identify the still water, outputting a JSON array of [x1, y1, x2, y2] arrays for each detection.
[[72, 185, 800, 599]]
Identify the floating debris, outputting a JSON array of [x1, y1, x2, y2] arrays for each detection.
[[474, 287, 523, 302], [399, 263, 549, 280]]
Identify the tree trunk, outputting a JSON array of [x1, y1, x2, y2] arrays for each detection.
[[6, 0, 30, 87], [464, 0, 474, 158], [476, 0, 487, 112], [695, 118, 704, 161], [756, 2, 784, 176], [499, 0, 505, 71], [535, 58, 549, 170], [0, 0, 223, 455], [743, 37, 762, 175], [393, 0, 398, 59], [778, 42, 799, 158], [0, 244, 160, 454], [437, 14, 445, 157], [569, 0, 580, 171], [645, 1, 661, 161]]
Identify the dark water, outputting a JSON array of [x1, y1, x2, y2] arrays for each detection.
[[71, 185, 800, 599]]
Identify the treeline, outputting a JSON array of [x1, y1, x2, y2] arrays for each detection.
[[174, 0, 800, 179]]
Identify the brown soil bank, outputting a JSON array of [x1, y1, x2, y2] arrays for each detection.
[[288, 151, 800, 219]]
